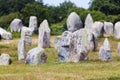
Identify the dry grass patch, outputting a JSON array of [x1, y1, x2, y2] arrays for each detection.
[[0, 35, 120, 80]]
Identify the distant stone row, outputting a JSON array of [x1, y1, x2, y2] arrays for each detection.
[[54, 12, 120, 62], [1, 12, 120, 65], [0, 16, 38, 40]]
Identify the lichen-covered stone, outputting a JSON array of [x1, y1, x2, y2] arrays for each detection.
[[29, 16, 38, 32], [0, 27, 12, 40], [67, 12, 83, 32], [10, 18, 23, 32], [104, 22, 113, 35], [21, 27, 32, 45], [114, 22, 120, 39], [85, 14, 94, 29], [18, 40, 26, 60], [99, 38, 112, 61], [25, 47, 47, 65], [0, 54, 12, 65], [38, 19, 50, 48], [92, 22, 104, 37]]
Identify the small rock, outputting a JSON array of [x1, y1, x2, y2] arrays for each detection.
[[25, 47, 47, 65], [0, 54, 12, 65]]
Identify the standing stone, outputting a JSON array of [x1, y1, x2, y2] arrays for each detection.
[[99, 38, 112, 61], [69, 29, 90, 62], [114, 22, 120, 39], [18, 40, 26, 60], [21, 27, 32, 45], [92, 21, 104, 37], [104, 22, 113, 35], [25, 47, 47, 65], [117, 43, 120, 56], [0, 27, 12, 40], [85, 14, 94, 29], [10, 18, 23, 32], [0, 54, 12, 65], [38, 19, 50, 48], [54, 36, 62, 49], [56, 31, 72, 62], [29, 16, 38, 32], [67, 12, 83, 32]]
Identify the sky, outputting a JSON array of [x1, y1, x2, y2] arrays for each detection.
[[43, 0, 91, 9]]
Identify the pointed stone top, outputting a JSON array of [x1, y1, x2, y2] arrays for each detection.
[[39, 19, 50, 32], [67, 12, 83, 32], [103, 38, 111, 49], [85, 13, 93, 29]]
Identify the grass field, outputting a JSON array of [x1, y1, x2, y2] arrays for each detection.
[[0, 35, 120, 80]]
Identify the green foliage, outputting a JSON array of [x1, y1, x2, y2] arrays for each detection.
[[0, 12, 23, 29], [90, 0, 120, 15], [50, 23, 64, 35], [0, 0, 34, 16], [12, 32, 21, 39], [21, 2, 47, 26]]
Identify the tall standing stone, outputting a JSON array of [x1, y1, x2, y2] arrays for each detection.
[[10, 18, 23, 32], [55, 31, 72, 62], [21, 27, 32, 45], [18, 27, 32, 60], [29, 16, 38, 32], [99, 38, 112, 61], [104, 22, 113, 35], [18, 40, 26, 60], [38, 19, 50, 48], [85, 14, 94, 29], [67, 12, 83, 32], [114, 22, 120, 39], [92, 21, 104, 37], [69, 29, 90, 62]]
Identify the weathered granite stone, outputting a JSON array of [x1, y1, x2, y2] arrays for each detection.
[[54, 36, 62, 49], [69, 29, 90, 62], [38, 19, 50, 48], [92, 21, 104, 37], [0, 27, 12, 40], [29, 16, 38, 32], [55, 31, 72, 62], [85, 14, 94, 29], [18, 40, 26, 60], [67, 12, 83, 32], [99, 38, 112, 61], [114, 22, 120, 39], [21, 27, 32, 45], [104, 22, 113, 35], [10, 18, 23, 32], [117, 43, 120, 56], [0, 54, 12, 65], [25, 47, 47, 65]]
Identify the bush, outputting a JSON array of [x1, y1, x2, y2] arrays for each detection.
[[0, 12, 23, 29], [50, 23, 64, 35]]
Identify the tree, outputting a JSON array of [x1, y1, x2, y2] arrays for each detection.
[[0, 0, 34, 16], [21, 2, 48, 26], [89, 0, 120, 15]]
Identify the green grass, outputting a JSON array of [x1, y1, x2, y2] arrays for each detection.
[[0, 35, 120, 80]]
